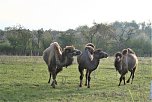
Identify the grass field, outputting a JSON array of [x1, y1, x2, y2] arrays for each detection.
[[0, 56, 152, 102]]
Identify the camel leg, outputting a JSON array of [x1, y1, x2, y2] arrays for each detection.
[[119, 75, 124, 86], [87, 71, 92, 88], [48, 73, 51, 83], [131, 67, 136, 84], [126, 71, 132, 83], [85, 70, 89, 86], [51, 69, 56, 88], [123, 76, 126, 85], [48, 66, 51, 83], [79, 66, 84, 87], [55, 67, 63, 85], [56, 67, 63, 75]]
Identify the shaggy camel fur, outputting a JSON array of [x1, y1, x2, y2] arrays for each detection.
[[77, 43, 108, 88], [114, 48, 138, 86], [43, 42, 81, 88]]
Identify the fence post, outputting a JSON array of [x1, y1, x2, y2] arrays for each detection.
[[150, 80, 152, 100]]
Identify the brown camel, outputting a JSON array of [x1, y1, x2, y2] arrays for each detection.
[[77, 43, 108, 88], [43, 42, 81, 88], [114, 48, 138, 86]]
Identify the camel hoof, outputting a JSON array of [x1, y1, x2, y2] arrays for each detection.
[[55, 80, 57, 85], [87, 86, 90, 88], [51, 82, 56, 88], [127, 80, 130, 83], [51, 83, 55, 88], [48, 80, 50, 83], [52, 85, 55, 88], [79, 85, 82, 87]]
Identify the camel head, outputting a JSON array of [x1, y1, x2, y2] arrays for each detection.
[[93, 49, 108, 59], [114, 52, 123, 72], [115, 52, 122, 62], [63, 46, 81, 58]]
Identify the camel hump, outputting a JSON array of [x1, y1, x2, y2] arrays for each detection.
[[85, 43, 95, 48], [122, 49, 128, 55], [52, 42, 63, 64], [85, 46, 94, 54], [64, 46, 75, 52], [43, 42, 62, 66], [52, 42, 62, 55], [122, 48, 135, 55], [122, 53, 138, 70], [127, 48, 135, 54]]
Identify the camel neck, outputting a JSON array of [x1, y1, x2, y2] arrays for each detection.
[[115, 60, 122, 74], [88, 57, 100, 71]]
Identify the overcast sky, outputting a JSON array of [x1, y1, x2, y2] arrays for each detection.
[[0, 0, 152, 31]]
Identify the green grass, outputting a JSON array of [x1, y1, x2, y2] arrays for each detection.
[[0, 56, 151, 102]]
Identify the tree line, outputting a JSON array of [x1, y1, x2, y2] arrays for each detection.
[[0, 20, 152, 56]]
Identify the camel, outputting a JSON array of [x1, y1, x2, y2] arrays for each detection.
[[77, 43, 108, 88], [114, 48, 138, 86], [43, 42, 81, 88]]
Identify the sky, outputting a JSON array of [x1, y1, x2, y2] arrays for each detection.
[[0, 0, 152, 31]]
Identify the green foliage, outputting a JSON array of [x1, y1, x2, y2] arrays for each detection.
[[0, 41, 12, 54], [5, 25, 31, 54], [126, 38, 152, 56], [41, 31, 52, 49], [76, 25, 91, 43], [0, 21, 152, 56], [0, 56, 151, 102], [58, 29, 77, 48]]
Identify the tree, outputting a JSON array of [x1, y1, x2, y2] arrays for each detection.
[[58, 29, 76, 48], [41, 30, 52, 49], [0, 30, 5, 42], [30, 28, 44, 55], [5, 25, 31, 55], [91, 23, 114, 49], [76, 25, 91, 44], [112, 21, 136, 50]]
